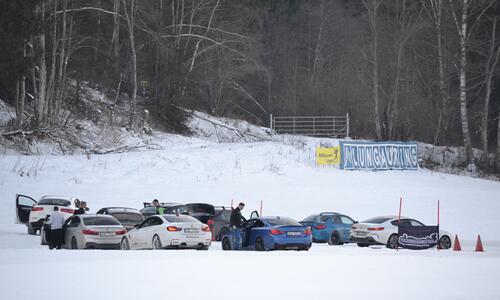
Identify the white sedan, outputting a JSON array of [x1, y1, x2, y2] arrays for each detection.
[[350, 215, 452, 249], [120, 214, 212, 250]]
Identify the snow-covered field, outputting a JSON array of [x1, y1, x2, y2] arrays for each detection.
[[1, 133, 500, 299]]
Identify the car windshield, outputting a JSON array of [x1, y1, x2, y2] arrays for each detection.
[[38, 198, 71, 206], [82, 216, 121, 226], [110, 213, 143, 223], [303, 214, 320, 222], [266, 218, 301, 226], [362, 217, 392, 224], [164, 215, 200, 223]]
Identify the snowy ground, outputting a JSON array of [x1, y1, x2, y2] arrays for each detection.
[[1, 134, 500, 299]]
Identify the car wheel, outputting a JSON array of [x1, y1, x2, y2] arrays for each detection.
[[439, 235, 451, 250], [218, 227, 229, 241], [255, 237, 265, 251], [222, 237, 232, 250], [71, 237, 78, 249], [27, 226, 36, 235], [152, 235, 162, 250], [197, 245, 209, 250], [357, 243, 369, 247], [328, 232, 341, 245], [386, 234, 399, 249], [120, 237, 130, 250]]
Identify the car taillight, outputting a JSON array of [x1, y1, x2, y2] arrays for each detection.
[[207, 219, 215, 226], [82, 229, 99, 235], [304, 229, 312, 235], [202, 226, 211, 232], [167, 226, 182, 232], [60, 208, 74, 214], [314, 224, 326, 230], [368, 227, 384, 231], [270, 229, 283, 235], [32, 207, 44, 211], [115, 229, 127, 235]]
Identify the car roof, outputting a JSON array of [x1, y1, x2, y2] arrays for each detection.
[[102, 207, 141, 213], [363, 215, 410, 221], [80, 214, 113, 218], [319, 212, 340, 215], [40, 195, 75, 201]]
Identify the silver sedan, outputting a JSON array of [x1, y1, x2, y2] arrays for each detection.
[[62, 214, 127, 249]]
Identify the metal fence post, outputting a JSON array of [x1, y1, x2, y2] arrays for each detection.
[[346, 113, 350, 138]]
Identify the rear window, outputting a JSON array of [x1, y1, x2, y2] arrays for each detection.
[[266, 218, 301, 226], [82, 216, 121, 226], [215, 210, 231, 222], [186, 204, 215, 215], [164, 215, 200, 223], [110, 213, 144, 223], [303, 215, 320, 222], [38, 198, 71, 206], [362, 217, 392, 224]]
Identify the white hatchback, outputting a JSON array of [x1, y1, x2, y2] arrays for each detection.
[[350, 215, 452, 249], [15, 194, 78, 234], [120, 214, 212, 250]]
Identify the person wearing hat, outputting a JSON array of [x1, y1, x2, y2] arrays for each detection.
[[229, 202, 245, 248]]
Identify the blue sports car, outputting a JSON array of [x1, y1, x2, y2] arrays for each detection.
[[300, 212, 356, 245], [221, 216, 312, 251]]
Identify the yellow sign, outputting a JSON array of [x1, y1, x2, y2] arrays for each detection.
[[316, 147, 341, 166]]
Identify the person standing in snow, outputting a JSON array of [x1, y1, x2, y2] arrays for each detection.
[[229, 203, 245, 248], [74, 200, 88, 215], [49, 206, 65, 250], [152, 199, 165, 215]]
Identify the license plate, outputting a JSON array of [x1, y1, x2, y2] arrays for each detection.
[[184, 228, 199, 233], [286, 232, 301, 236], [355, 231, 368, 237], [186, 235, 199, 239], [100, 232, 114, 237]]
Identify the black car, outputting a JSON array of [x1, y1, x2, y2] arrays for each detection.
[[140, 202, 188, 218], [207, 206, 232, 241], [96, 207, 145, 230]]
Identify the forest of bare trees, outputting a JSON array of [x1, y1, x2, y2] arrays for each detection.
[[1, 0, 500, 171]]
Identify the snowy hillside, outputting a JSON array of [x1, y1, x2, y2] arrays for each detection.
[[1, 128, 500, 300]]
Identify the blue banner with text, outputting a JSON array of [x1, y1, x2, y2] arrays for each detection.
[[339, 141, 418, 170]]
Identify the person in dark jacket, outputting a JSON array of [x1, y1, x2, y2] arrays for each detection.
[[229, 203, 245, 248], [230, 203, 245, 228], [74, 200, 88, 215]]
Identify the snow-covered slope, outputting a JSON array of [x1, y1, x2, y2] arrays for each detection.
[[1, 131, 500, 300]]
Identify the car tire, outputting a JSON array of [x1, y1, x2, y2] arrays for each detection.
[[27, 226, 36, 235], [197, 245, 209, 250], [255, 237, 265, 251], [121, 237, 131, 250], [222, 237, 231, 250], [439, 235, 452, 250], [357, 243, 369, 247], [218, 227, 229, 241], [71, 237, 78, 249], [386, 234, 399, 249], [152, 235, 162, 250], [328, 232, 342, 245]]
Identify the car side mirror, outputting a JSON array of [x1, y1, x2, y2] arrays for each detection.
[[85, 207, 90, 211], [354, 221, 358, 224]]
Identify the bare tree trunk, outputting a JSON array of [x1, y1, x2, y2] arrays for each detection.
[[310, 0, 326, 85], [363, 0, 383, 140], [123, 0, 137, 128], [481, 17, 500, 157], [37, 28, 48, 127], [458, 0, 473, 167], [497, 111, 500, 171], [110, 0, 120, 57]]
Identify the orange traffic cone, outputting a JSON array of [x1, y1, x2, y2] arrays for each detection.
[[453, 234, 462, 251], [475, 235, 484, 252]]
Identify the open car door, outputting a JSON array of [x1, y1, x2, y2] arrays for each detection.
[[15, 194, 36, 224], [250, 210, 259, 219]]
